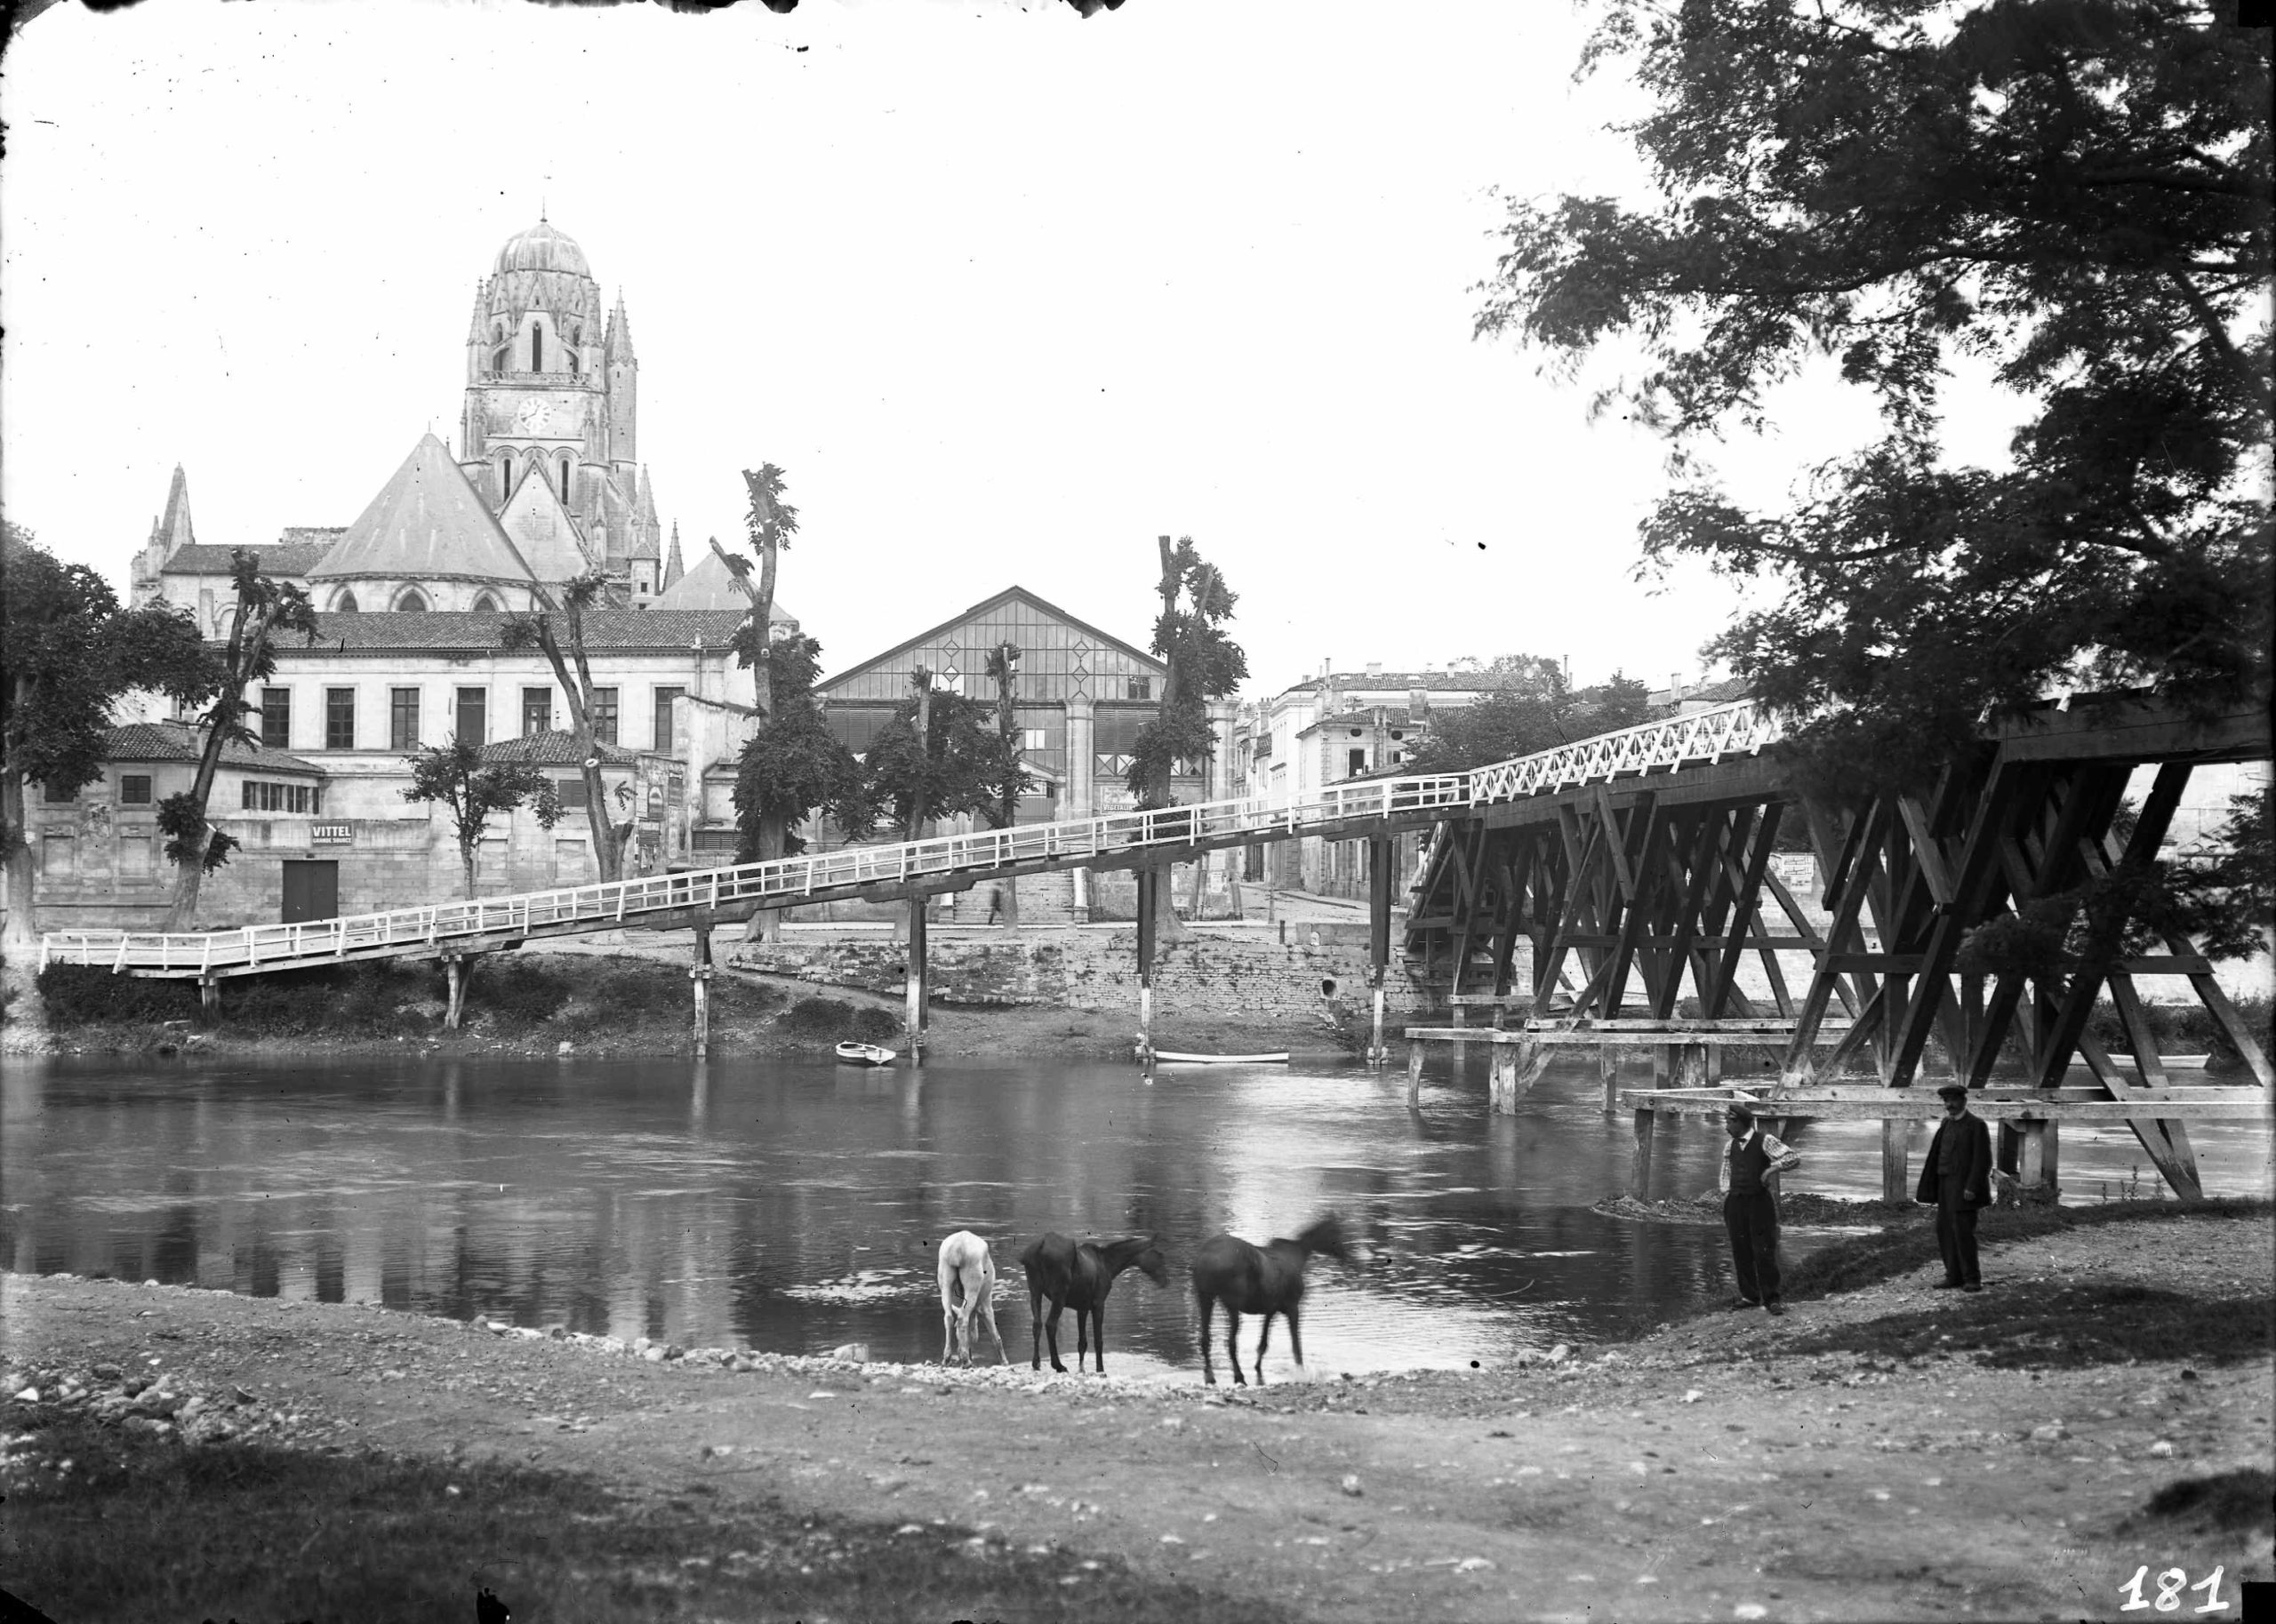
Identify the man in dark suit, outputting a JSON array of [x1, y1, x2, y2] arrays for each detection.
[[1720, 1101, 1801, 1315], [1917, 1083, 1993, 1291]]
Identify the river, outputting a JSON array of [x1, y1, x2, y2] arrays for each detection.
[[4, 1052, 2267, 1380]]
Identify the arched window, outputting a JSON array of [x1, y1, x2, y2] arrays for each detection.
[[333, 588, 360, 614], [558, 455, 572, 502], [471, 591, 501, 613], [532, 321, 544, 372], [393, 587, 429, 613], [496, 456, 511, 498], [492, 346, 509, 376]]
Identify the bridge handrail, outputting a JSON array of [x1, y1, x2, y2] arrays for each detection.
[[38, 772, 1473, 974], [36, 699, 1779, 976], [1464, 697, 1779, 804]]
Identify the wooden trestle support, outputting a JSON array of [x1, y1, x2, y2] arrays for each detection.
[[1400, 697, 2272, 1198]]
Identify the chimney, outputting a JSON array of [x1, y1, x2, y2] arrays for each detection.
[[1366, 661, 1383, 678], [1671, 671, 1684, 697]]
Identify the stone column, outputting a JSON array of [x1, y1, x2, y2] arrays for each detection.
[[1064, 693, 1094, 922]]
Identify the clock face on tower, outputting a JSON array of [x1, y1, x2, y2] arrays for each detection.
[[514, 396, 555, 435]]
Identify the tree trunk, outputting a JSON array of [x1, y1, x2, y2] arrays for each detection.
[[461, 842, 479, 900], [534, 616, 621, 884], [1, 761, 34, 951]]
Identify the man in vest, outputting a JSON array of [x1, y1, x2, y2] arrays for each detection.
[[1720, 1101, 1801, 1315], [1917, 1082, 1993, 1291]]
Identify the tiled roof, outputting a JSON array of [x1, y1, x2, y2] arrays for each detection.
[[1302, 707, 1428, 733], [103, 721, 324, 776], [1298, 670, 1500, 693], [279, 608, 751, 653], [161, 540, 338, 578], [309, 434, 540, 585], [279, 527, 347, 548], [478, 730, 647, 766]]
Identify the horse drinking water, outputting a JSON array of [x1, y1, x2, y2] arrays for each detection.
[[935, 1230, 1008, 1366], [1190, 1213, 1350, 1386], [1016, 1232, 1167, 1374]]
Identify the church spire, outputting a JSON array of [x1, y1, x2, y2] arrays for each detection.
[[605, 291, 636, 362], [155, 464, 194, 556], [662, 522, 685, 592]]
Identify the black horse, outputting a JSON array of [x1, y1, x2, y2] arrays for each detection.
[[1016, 1232, 1167, 1373], [1190, 1213, 1350, 1386]]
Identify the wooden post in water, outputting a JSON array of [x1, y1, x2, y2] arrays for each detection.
[[199, 976, 220, 1020], [1631, 1107, 1657, 1197], [1881, 1119, 1909, 1203], [1599, 1045, 1620, 1115], [443, 954, 469, 1030], [1674, 1044, 1709, 1089], [691, 926, 714, 1059], [1366, 836, 1392, 1068], [904, 896, 929, 1064], [1134, 864, 1158, 1063], [2017, 1117, 2058, 1198], [1406, 1039, 1424, 1105], [1489, 1042, 1520, 1113]]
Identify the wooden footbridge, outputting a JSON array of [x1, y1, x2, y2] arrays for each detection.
[[1398, 689, 2272, 1201], [37, 688, 2271, 1200]]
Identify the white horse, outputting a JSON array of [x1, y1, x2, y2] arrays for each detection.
[[936, 1230, 1009, 1366]]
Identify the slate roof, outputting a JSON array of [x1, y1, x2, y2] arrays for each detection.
[[651, 547, 754, 612], [104, 721, 324, 776], [279, 608, 752, 653], [161, 540, 338, 578], [817, 585, 1161, 692], [308, 434, 541, 586], [478, 730, 647, 766]]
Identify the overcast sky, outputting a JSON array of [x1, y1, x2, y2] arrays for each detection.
[[4, 0, 2023, 697]]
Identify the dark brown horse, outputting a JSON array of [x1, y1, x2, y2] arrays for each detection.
[[1190, 1213, 1350, 1386], [1016, 1232, 1167, 1373]]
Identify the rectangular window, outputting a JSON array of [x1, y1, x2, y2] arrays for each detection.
[[653, 686, 685, 752], [325, 688, 357, 751], [590, 687, 619, 747], [556, 776, 590, 810], [1022, 728, 1047, 750], [389, 689, 421, 751], [1126, 677, 1152, 701], [1349, 748, 1367, 776], [40, 833, 74, 875], [523, 687, 553, 738], [456, 687, 487, 748], [42, 779, 76, 804], [240, 780, 320, 814], [260, 687, 292, 749], [117, 828, 156, 879], [119, 773, 154, 805]]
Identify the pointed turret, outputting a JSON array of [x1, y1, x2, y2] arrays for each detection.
[[156, 465, 195, 556], [662, 523, 685, 592], [605, 292, 638, 468], [605, 291, 636, 361]]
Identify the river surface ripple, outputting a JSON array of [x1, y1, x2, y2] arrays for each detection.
[[4, 1052, 2267, 1380]]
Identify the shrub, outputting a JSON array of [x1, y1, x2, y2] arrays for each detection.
[[777, 996, 897, 1040], [849, 1004, 901, 1042], [476, 959, 572, 1025], [33, 964, 196, 1028]]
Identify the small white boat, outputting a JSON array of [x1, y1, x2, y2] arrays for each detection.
[[1150, 1050, 1291, 1065], [834, 1041, 898, 1067]]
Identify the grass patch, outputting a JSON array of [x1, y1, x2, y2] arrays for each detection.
[[1779, 1280, 2274, 1369], [2128, 1468, 2275, 1535], [556, 960, 787, 1039], [1780, 1196, 2276, 1301], [777, 996, 901, 1043], [4, 1408, 1294, 1624]]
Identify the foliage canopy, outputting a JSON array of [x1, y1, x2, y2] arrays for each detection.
[[1479, 0, 2272, 796]]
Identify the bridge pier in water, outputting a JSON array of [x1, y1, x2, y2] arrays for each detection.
[[690, 926, 715, 1059], [903, 896, 929, 1064], [1134, 862, 1158, 1063]]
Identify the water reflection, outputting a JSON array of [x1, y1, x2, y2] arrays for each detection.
[[4, 1051, 2267, 1378]]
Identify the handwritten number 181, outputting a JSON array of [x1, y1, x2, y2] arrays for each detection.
[[2119, 1566, 2227, 1612]]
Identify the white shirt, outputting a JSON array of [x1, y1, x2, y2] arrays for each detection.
[[1719, 1124, 1801, 1192]]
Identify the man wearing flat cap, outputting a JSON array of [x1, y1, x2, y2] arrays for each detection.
[[1720, 1101, 1801, 1315], [1918, 1083, 1993, 1290]]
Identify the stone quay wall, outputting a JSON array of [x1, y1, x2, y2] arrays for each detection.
[[729, 924, 1431, 1024]]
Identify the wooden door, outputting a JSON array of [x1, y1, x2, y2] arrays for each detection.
[[281, 860, 339, 924]]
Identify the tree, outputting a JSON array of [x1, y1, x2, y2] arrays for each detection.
[[2, 524, 213, 950], [402, 739, 563, 900], [501, 572, 623, 883], [730, 634, 866, 864], [1406, 655, 1657, 775], [980, 640, 1032, 926], [161, 550, 319, 929], [856, 667, 1009, 844], [1126, 536, 1248, 936], [1476, 0, 2271, 801], [726, 463, 798, 861]]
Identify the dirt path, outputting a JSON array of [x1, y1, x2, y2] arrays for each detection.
[[5, 1216, 2269, 1623]]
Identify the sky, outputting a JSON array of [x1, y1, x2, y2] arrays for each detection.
[[3, 0, 2025, 700]]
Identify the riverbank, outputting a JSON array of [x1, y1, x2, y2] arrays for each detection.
[[5, 1202, 2268, 1622], [9, 945, 1350, 1064]]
